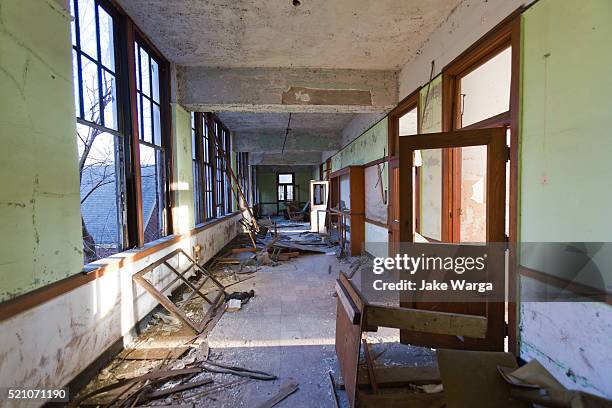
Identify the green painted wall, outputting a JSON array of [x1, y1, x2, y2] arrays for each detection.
[[0, 1, 83, 302], [171, 104, 195, 233], [330, 118, 388, 171], [257, 168, 311, 215], [520, 0, 612, 243], [519, 0, 612, 396]]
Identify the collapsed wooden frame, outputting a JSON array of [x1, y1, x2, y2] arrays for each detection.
[[335, 271, 488, 407], [133, 248, 226, 333]]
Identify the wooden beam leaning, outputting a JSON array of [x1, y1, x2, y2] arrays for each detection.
[[204, 118, 259, 233], [365, 304, 488, 339]]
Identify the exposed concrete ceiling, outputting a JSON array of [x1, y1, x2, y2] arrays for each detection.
[[117, 0, 463, 70], [116, 0, 463, 164], [220, 112, 353, 164], [218, 112, 355, 133]]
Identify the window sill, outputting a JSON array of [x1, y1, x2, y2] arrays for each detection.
[[0, 211, 242, 322]]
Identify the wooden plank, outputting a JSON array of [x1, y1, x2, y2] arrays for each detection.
[[361, 339, 378, 393], [255, 379, 299, 408], [231, 247, 257, 253], [357, 366, 441, 388], [335, 299, 362, 408], [145, 378, 213, 399], [365, 305, 488, 339], [119, 347, 189, 360], [356, 389, 446, 408], [338, 272, 365, 312], [335, 281, 361, 325]]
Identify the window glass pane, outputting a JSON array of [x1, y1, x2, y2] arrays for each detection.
[[140, 143, 165, 243], [136, 95, 142, 138], [286, 185, 294, 201], [140, 48, 150, 97], [460, 146, 487, 243], [151, 58, 160, 103], [81, 55, 100, 123], [135, 46, 140, 91], [399, 107, 418, 136], [191, 113, 196, 160], [101, 70, 117, 130], [278, 185, 284, 201], [78, 0, 97, 58], [459, 47, 511, 127], [98, 6, 115, 72], [153, 104, 161, 145], [142, 98, 152, 143], [70, 0, 77, 46], [278, 174, 293, 184], [72, 49, 80, 115], [77, 124, 123, 263], [193, 161, 202, 224]]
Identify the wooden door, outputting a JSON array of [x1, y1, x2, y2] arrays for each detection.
[[310, 180, 329, 233], [397, 128, 507, 351]]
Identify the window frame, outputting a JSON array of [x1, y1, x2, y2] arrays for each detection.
[[72, 0, 126, 263], [277, 172, 295, 206], [441, 13, 521, 353], [130, 29, 173, 245], [70, 0, 173, 259]]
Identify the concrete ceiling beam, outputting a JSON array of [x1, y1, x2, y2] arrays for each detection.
[[178, 67, 398, 113], [232, 130, 341, 153], [250, 152, 324, 166]]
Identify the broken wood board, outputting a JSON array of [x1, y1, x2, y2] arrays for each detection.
[[119, 346, 190, 360], [356, 389, 446, 408], [335, 296, 363, 408], [145, 378, 214, 400], [74, 367, 202, 406], [357, 366, 441, 389], [255, 379, 299, 408], [365, 304, 488, 339], [231, 247, 257, 254]]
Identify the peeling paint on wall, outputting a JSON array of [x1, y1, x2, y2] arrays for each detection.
[[331, 117, 388, 172], [0, 0, 83, 302]]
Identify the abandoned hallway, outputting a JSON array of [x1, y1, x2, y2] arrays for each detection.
[[1, 0, 612, 406]]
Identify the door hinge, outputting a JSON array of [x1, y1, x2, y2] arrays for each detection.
[[506, 145, 511, 162], [504, 321, 509, 337]]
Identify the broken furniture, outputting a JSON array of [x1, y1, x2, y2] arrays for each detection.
[[437, 350, 612, 408], [285, 200, 308, 222], [133, 248, 226, 333], [335, 271, 488, 407]]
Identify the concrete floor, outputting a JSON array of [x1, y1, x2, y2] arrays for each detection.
[[76, 221, 435, 407], [206, 251, 343, 407]]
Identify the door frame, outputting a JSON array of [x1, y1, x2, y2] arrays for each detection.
[[398, 127, 507, 351]]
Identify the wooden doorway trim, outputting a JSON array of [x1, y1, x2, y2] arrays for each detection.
[[442, 12, 521, 353], [398, 127, 507, 351]]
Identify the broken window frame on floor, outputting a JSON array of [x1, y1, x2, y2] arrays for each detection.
[[132, 248, 226, 333]]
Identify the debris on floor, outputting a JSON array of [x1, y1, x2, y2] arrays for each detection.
[[75, 219, 342, 406]]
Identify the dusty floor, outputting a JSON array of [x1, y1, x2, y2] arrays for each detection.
[[76, 221, 435, 407]]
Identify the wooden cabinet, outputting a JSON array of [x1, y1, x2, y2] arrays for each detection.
[[329, 166, 364, 256]]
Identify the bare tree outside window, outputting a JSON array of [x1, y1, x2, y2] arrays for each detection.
[[72, 0, 123, 263]]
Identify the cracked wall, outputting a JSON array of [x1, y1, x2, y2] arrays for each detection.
[[0, 0, 83, 302]]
